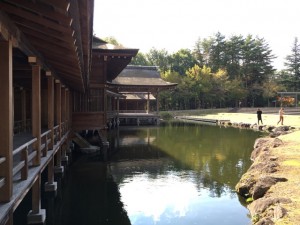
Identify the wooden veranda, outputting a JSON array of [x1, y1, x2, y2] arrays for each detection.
[[0, 1, 138, 225]]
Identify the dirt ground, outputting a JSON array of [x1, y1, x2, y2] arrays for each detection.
[[202, 113, 300, 224], [199, 112, 300, 128], [269, 131, 300, 225]]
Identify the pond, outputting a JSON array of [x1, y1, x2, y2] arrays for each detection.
[[14, 121, 262, 225]]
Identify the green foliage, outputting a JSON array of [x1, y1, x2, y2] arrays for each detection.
[[128, 32, 298, 110], [246, 197, 254, 203], [251, 214, 260, 223], [159, 111, 174, 120], [103, 36, 123, 46], [130, 52, 151, 66]]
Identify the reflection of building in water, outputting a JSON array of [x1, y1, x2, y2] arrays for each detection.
[[119, 136, 156, 146]]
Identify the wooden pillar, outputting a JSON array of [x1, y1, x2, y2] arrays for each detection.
[[156, 89, 159, 114], [55, 80, 61, 140], [156, 89, 160, 125], [147, 92, 150, 114], [116, 97, 120, 126], [45, 72, 57, 193], [61, 88, 68, 164], [27, 175, 46, 224], [54, 81, 64, 174], [104, 89, 107, 124], [0, 40, 13, 203], [66, 89, 70, 130], [30, 58, 41, 166], [61, 86, 66, 135], [21, 88, 27, 132], [46, 72, 54, 149]]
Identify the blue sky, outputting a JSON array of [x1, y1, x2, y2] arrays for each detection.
[[93, 0, 300, 70]]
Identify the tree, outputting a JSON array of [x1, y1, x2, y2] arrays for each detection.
[[193, 37, 214, 67], [284, 37, 300, 91], [170, 49, 198, 76], [225, 35, 244, 79], [130, 52, 150, 66], [209, 32, 227, 72], [103, 36, 123, 46], [146, 48, 170, 72]]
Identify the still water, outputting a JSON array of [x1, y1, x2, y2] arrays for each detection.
[[15, 121, 262, 225]]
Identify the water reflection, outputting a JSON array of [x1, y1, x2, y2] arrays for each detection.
[[15, 121, 261, 225], [108, 121, 262, 225]]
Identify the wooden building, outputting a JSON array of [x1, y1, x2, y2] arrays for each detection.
[[0, 1, 137, 225], [108, 65, 177, 125]]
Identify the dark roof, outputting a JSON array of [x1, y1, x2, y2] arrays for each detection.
[[92, 36, 139, 81], [109, 65, 177, 91]]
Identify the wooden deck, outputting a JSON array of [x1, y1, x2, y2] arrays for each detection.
[[118, 112, 159, 126]]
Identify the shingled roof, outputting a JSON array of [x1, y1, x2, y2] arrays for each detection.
[[109, 65, 177, 91]]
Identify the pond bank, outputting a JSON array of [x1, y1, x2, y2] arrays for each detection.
[[173, 111, 300, 224], [235, 131, 300, 225]]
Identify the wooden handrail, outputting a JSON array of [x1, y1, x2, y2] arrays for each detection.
[[13, 138, 37, 156], [41, 129, 51, 138]]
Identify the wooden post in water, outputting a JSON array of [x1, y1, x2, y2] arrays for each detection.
[[27, 175, 46, 224], [0, 40, 13, 203]]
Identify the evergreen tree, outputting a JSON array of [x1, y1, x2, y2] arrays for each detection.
[[284, 37, 300, 91]]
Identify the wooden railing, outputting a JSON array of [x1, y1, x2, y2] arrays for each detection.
[[0, 123, 66, 196], [54, 125, 60, 144], [41, 130, 52, 157], [12, 138, 37, 180]]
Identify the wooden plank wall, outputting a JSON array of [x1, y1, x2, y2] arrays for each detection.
[[72, 112, 105, 131]]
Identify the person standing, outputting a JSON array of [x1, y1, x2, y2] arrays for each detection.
[[257, 108, 263, 125], [277, 107, 284, 125]]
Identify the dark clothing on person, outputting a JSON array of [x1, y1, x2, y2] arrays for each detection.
[[257, 109, 263, 125]]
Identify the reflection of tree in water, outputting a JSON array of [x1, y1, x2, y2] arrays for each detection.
[[110, 121, 261, 197]]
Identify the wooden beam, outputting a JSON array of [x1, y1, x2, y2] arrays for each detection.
[[24, 31, 76, 52], [39, 0, 70, 12], [0, 11, 52, 72], [0, 40, 13, 202], [32, 42, 78, 61], [4, 0, 72, 26], [0, 3, 73, 34], [17, 22, 74, 44]]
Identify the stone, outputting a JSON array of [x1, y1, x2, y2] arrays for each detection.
[[273, 205, 286, 220], [256, 217, 274, 225]]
